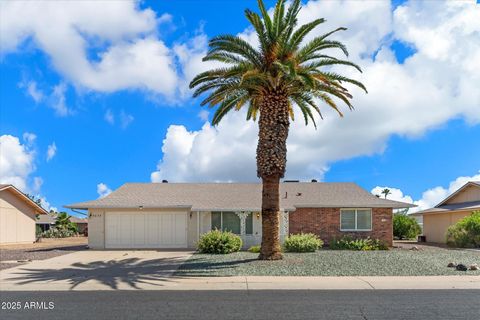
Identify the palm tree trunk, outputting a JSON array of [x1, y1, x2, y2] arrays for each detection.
[[257, 91, 289, 260], [259, 174, 283, 260]]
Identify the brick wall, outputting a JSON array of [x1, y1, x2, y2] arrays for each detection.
[[289, 207, 393, 246]]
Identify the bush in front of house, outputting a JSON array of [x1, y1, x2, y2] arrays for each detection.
[[393, 214, 422, 240], [248, 245, 261, 253], [197, 229, 242, 254], [283, 233, 323, 252], [446, 211, 480, 248], [330, 236, 388, 251], [41, 227, 76, 238]]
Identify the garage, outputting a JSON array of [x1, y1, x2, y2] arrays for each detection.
[[105, 211, 187, 249]]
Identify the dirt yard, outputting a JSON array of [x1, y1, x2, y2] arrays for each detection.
[[0, 237, 88, 270]]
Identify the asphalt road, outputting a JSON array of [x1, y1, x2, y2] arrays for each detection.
[[1, 290, 479, 320]]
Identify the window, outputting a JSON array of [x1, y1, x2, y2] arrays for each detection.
[[211, 212, 253, 235], [340, 209, 372, 231]]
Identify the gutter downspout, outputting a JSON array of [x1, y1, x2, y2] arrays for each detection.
[[70, 208, 88, 216]]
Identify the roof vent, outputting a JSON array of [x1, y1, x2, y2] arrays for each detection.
[[162, 180, 168, 183], [311, 179, 317, 183], [284, 180, 299, 183]]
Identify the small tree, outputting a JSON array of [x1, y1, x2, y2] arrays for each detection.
[[393, 213, 421, 240], [446, 211, 480, 248], [55, 212, 78, 233]]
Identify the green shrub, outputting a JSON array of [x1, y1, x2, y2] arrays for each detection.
[[284, 233, 323, 252], [197, 229, 242, 254], [248, 245, 261, 253], [446, 211, 480, 248], [330, 236, 388, 251], [41, 227, 76, 238], [393, 214, 422, 240]]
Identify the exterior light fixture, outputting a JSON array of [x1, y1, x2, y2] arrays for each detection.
[[256, 212, 260, 219]]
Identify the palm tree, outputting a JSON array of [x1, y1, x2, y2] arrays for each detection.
[[55, 212, 77, 232], [381, 188, 391, 199], [190, 0, 366, 260]]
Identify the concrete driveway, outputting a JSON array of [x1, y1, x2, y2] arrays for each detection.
[[0, 250, 193, 291]]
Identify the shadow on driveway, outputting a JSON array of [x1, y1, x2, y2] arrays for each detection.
[[8, 256, 188, 290]]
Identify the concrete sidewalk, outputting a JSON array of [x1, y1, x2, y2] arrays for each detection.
[[1, 274, 479, 291]]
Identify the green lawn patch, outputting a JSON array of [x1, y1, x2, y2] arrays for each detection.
[[175, 247, 480, 276]]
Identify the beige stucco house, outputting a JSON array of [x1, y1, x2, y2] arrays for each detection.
[[413, 181, 480, 243], [0, 184, 48, 245], [65, 182, 413, 250]]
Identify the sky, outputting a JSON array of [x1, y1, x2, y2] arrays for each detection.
[[0, 0, 479, 215]]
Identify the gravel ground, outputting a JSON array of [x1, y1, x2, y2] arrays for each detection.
[[176, 246, 480, 276], [0, 238, 88, 270]]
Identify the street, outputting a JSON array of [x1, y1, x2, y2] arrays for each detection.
[[1, 290, 479, 320]]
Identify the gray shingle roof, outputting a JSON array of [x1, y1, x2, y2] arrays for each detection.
[[65, 182, 415, 211], [414, 201, 480, 215]]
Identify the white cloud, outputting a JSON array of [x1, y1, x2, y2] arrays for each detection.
[[97, 183, 112, 198], [152, 0, 480, 183], [50, 83, 71, 116], [371, 186, 414, 203], [104, 109, 134, 128], [22, 132, 36, 146], [198, 110, 210, 122], [372, 170, 480, 213], [0, 134, 36, 191], [120, 111, 134, 129], [105, 109, 115, 125], [33, 177, 43, 193], [46, 142, 57, 161], [173, 33, 223, 97], [19, 80, 44, 103], [0, 1, 179, 98]]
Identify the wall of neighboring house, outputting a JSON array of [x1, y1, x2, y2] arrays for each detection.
[[0, 189, 37, 244], [289, 207, 394, 246], [423, 211, 471, 243], [444, 185, 480, 204]]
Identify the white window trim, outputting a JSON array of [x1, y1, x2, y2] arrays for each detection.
[[212, 211, 253, 235], [340, 208, 372, 232]]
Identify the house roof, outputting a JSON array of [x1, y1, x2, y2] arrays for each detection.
[[36, 213, 88, 224], [414, 181, 480, 216], [0, 184, 48, 215], [65, 182, 415, 211], [435, 181, 480, 207]]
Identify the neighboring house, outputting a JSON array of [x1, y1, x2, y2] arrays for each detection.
[[36, 213, 88, 235], [413, 181, 480, 243], [70, 216, 88, 235], [65, 182, 414, 249], [36, 212, 57, 232], [0, 184, 48, 244]]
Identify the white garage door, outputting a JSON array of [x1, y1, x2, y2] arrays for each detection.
[[105, 212, 187, 249]]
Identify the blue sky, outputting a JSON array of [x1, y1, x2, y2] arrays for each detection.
[[0, 0, 479, 214]]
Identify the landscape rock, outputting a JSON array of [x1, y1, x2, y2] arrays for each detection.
[[456, 264, 468, 271], [410, 246, 419, 251], [447, 262, 456, 268], [469, 264, 478, 271]]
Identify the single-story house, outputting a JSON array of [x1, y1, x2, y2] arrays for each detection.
[[36, 213, 88, 235], [413, 181, 480, 243], [36, 212, 57, 232], [0, 184, 48, 244], [65, 182, 414, 249], [70, 216, 88, 235]]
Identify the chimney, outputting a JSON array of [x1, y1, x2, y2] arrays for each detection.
[[162, 180, 168, 183]]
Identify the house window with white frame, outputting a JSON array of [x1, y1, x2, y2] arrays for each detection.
[[211, 212, 253, 235], [340, 209, 372, 231]]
